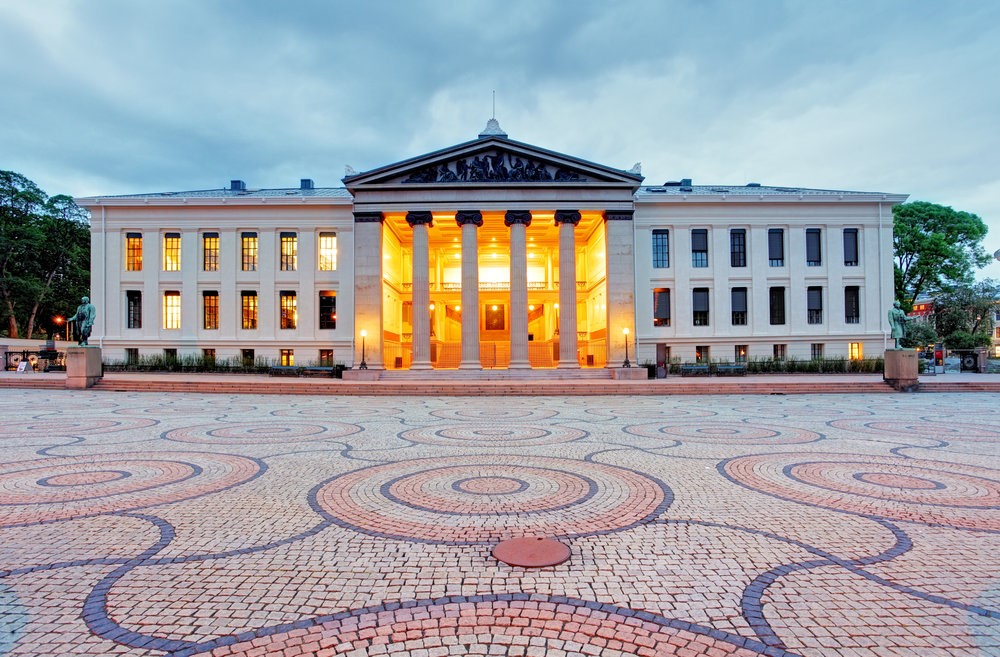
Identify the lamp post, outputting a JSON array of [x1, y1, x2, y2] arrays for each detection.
[[622, 327, 631, 368], [359, 329, 368, 370], [53, 316, 65, 341]]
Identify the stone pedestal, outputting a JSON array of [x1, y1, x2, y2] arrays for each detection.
[[611, 367, 647, 380], [66, 347, 103, 389], [884, 349, 919, 392], [342, 369, 380, 382]]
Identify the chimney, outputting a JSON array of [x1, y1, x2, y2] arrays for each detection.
[[300, 178, 314, 190], [230, 180, 246, 191]]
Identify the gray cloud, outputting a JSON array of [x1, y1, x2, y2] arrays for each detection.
[[2, 0, 999, 272]]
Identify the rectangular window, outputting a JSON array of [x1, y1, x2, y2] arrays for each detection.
[[695, 345, 710, 363], [241, 232, 258, 271], [241, 348, 255, 366], [843, 228, 859, 266], [162, 291, 180, 330], [811, 343, 825, 359], [125, 348, 138, 364], [691, 229, 708, 267], [163, 348, 177, 362], [202, 291, 219, 330], [162, 233, 181, 271], [319, 349, 334, 366], [202, 348, 216, 364], [280, 291, 297, 329], [280, 349, 294, 366], [773, 344, 787, 361], [125, 233, 143, 271], [280, 232, 298, 271], [769, 287, 785, 325], [730, 229, 746, 267], [768, 229, 784, 266], [319, 291, 337, 329], [692, 288, 710, 326], [202, 233, 219, 271], [849, 342, 863, 360], [735, 345, 748, 363], [845, 286, 860, 324], [318, 232, 338, 271], [652, 229, 669, 268], [731, 287, 748, 326], [653, 288, 671, 327], [807, 286, 823, 324], [806, 228, 822, 266], [241, 291, 258, 330], [126, 290, 142, 329]]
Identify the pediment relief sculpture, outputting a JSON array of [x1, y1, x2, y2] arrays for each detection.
[[401, 150, 585, 184]]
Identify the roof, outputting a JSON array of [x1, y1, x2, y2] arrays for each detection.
[[637, 184, 906, 201], [76, 187, 353, 205]]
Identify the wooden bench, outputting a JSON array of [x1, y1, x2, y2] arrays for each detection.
[[679, 364, 710, 377], [715, 364, 747, 377], [268, 366, 303, 377]]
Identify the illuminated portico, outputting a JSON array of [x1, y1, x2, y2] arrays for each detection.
[[345, 121, 643, 371]]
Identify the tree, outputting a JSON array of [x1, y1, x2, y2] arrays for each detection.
[[933, 280, 999, 350], [899, 318, 937, 349], [0, 171, 90, 338], [893, 201, 990, 310]]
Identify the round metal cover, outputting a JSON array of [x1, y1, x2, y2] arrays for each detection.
[[492, 536, 570, 568]]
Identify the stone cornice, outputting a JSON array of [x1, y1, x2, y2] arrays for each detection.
[[353, 211, 384, 223], [604, 210, 634, 222]]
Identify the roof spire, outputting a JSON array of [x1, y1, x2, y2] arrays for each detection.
[[479, 90, 507, 138]]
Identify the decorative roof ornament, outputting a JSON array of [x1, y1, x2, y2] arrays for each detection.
[[345, 165, 357, 176], [478, 117, 508, 139], [628, 162, 642, 175]]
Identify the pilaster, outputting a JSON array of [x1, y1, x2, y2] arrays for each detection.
[[555, 210, 581, 369], [505, 210, 532, 369], [456, 211, 483, 369], [353, 211, 385, 369]]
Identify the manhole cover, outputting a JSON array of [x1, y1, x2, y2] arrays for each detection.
[[492, 536, 570, 568]]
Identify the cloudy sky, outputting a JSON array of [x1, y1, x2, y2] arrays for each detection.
[[3, 1, 999, 274]]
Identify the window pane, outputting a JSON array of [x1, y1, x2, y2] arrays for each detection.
[[126, 233, 143, 271], [162, 291, 180, 329], [241, 291, 258, 330], [163, 233, 181, 271], [280, 291, 297, 329], [203, 291, 219, 330], [319, 291, 337, 329], [845, 286, 860, 324], [730, 229, 746, 267], [768, 229, 784, 266], [843, 228, 859, 266], [203, 233, 219, 271], [318, 232, 338, 271], [692, 288, 709, 325], [126, 291, 142, 329], [242, 232, 258, 271], [280, 232, 298, 271], [652, 230, 669, 268], [807, 286, 823, 324], [806, 228, 822, 266], [731, 287, 747, 326], [769, 287, 785, 325], [653, 288, 670, 326]]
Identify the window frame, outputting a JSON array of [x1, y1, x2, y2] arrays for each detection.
[[845, 286, 860, 324], [806, 228, 822, 267], [241, 232, 258, 272], [280, 290, 297, 330], [162, 291, 181, 330], [202, 290, 219, 330], [162, 233, 181, 272], [769, 286, 785, 325], [692, 287, 710, 326], [651, 229, 670, 268], [319, 291, 337, 330], [653, 288, 671, 327], [280, 232, 298, 271], [843, 228, 859, 266], [202, 232, 219, 272], [807, 286, 823, 324], [729, 229, 746, 267], [126, 290, 142, 329], [768, 229, 784, 267], [125, 233, 143, 271], [241, 291, 258, 330], [731, 287, 748, 326], [691, 229, 708, 268]]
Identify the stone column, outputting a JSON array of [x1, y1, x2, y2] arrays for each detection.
[[353, 212, 384, 370], [456, 211, 483, 370], [505, 210, 532, 369], [406, 211, 433, 370], [555, 210, 581, 369], [605, 210, 636, 369]]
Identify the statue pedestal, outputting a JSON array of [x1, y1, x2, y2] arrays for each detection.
[[66, 347, 103, 389], [884, 350, 919, 392]]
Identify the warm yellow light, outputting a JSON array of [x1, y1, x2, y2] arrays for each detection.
[[383, 254, 391, 260], [529, 305, 535, 311], [491, 253, 497, 259], [623, 327, 630, 335], [554, 303, 559, 309], [429, 303, 435, 310], [491, 237, 496, 242], [492, 305, 498, 311], [455, 305, 461, 311], [360, 329, 367, 337]]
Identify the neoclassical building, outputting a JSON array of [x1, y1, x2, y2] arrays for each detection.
[[78, 120, 907, 371]]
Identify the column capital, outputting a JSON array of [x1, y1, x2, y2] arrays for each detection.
[[455, 210, 483, 227], [604, 210, 634, 222], [405, 211, 434, 227], [554, 210, 581, 226], [354, 211, 384, 223], [504, 210, 532, 227]]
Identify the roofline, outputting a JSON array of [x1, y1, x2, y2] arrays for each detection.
[[636, 191, 909, 203], [76, 193, 354, 208]]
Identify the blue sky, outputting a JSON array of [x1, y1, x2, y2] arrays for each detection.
[[3, 0, 999, 275]]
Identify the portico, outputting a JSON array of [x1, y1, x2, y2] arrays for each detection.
[[345, 121, 642, 372]]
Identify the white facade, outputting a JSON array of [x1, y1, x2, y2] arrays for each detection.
[[78, 126, 906, 369]]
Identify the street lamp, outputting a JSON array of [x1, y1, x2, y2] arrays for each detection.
[[622, 327, 631, 368], [53, 315, 65, 341], [359, 329, 368, 370]]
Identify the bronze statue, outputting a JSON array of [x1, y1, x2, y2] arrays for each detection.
[[71, 296, 96, 346], [887, 301, 910, 350]]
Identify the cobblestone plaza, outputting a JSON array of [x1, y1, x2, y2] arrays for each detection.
[[0, 390, 997, 656]]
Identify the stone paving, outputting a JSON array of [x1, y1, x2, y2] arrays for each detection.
[[0, 389, 997, 657]]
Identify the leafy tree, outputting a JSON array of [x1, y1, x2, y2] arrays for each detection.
[[933, 280, 999, 350], [899, 318, 937, 349], [894, 201, 990, 310], [0, 171, 90, 338]]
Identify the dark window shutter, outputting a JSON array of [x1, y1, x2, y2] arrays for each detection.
[[693, 288, 709, 312], [731, 287, 747, 312], [806, 229, 821, 263], [768, 229, 783, 259], [808, 287, 823, 310], [843, 229, 858, 264], [654, 289, 671, 319], [691, 229, 708, 251]]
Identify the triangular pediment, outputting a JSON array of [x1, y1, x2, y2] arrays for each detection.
[[344, 137, 643, 189]]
